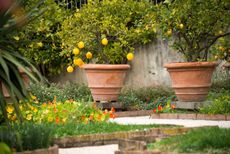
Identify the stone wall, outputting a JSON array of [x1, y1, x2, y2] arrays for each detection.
[[49, 39, 184, 87]]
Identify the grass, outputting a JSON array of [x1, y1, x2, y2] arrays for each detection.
[[51, 122, 177, 138], [148, 127, 230, 153]]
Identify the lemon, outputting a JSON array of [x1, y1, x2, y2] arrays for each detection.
[[166, 29, 172, 36], [37, 42, 43, 47], [74, 58, 84, 66], [179, 23, 184, 29], [73, 48, 80, 55], [78, 41, 85, 49], [101, 38, 108, 46], [0, 142, 11, 154], [86, 52, 93, 59], [127, 53, 134, 61], [67, 66, 74, 73]]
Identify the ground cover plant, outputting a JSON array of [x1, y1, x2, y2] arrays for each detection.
[[148, 127, 230, 153], [119, 87, 175, 110]]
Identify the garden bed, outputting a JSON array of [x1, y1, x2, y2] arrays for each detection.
[[115, 127, 230, 154], [54, 126, 190, 148]]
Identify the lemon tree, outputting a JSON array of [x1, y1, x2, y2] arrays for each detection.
[[157, 0, 230, 62], [59, 0, 157, 66]]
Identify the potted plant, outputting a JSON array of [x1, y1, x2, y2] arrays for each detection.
[[157, 0, 230, 102], [59, 0, 157, 102]]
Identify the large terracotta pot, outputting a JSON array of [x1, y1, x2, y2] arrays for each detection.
[[83, 64, 130, 102], [164, 62, 217, 102]]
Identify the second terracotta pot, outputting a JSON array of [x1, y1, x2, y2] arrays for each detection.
[[164, 62, 217, 102], [83, 64, 130, 102]]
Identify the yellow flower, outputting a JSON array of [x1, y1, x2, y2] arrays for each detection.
[[73, 58, 84, 67], [67, 66, 74, 73], [62, 118, 67, 123], [86, 52, 93, 59], [30, 93, 37, 100], [73, 48, 80, 55], [126, 53, 134, 61], [101, 38, 108, 46], [37, 42, 43, 48], [33, 108, 38, 113], [78, 41, 84, 49], [11, 115, 17, 121], [6, 105, 14, 114], [26, 114, 32, 121], [13, 36, 20, 41], [48, 117, 53, 122]]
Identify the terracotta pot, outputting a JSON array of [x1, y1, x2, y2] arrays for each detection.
[[164, 62, 217, 102], [14, 145, 59, 154], [83, 64, 130, 102], [1, 68, 30, 98]]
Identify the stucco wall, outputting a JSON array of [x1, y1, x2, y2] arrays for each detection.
[[49, 39, 184, 87]]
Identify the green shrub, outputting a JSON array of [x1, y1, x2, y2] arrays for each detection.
[[200, 91, 230, 114], [12, 0, 72, 76], [0, 123, 53, 152], [59, 0, 157, 67], [118, 87, 175, 110], [28, 82, 92, 103]]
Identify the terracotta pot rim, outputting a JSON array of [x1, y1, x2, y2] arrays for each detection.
[[83, 64, 130, 70], [164, 61, 218, 69]]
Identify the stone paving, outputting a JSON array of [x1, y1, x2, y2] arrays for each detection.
[[59, 116, 230, 154]]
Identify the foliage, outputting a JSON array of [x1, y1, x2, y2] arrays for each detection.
[[157, 0, 230, 62], [52, 122, 174, 138], [152, 99, 176, 113], [0, 123, 53, 152], [211, 68, 230, 92], [148, 127, 230, 153], [118, 87, 175, 110], [0, 0, 43, 123], [11, 0, 72, 76], [59, 0, 157, 68], [28, 82, 92, 103], [6, 98, 115, 124], [200, 91, 230, 114]]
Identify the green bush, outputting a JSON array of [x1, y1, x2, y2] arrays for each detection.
[[28, 82, 92, 103], [59, 0, 157, 67], [200, 91, 230, 114], [118, 87, 175, 110], [0, 123, 53, 152], [12, 0, 72, 76]]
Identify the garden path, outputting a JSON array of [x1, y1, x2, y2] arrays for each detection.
[[59, 116, 230, 154]]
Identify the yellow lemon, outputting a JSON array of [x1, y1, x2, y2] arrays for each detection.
[[86, 52, 93, 59], [73, 47, 80, 55], [74, 58, 84, 66], [179, 23, 184, 29], [67, 66, 74, 73], [127, 53, 134, 61], [78, 41, 85, 49], [101, 38, 108, 46], [37, 42, 43, 47], [166, 29, 172, 36]]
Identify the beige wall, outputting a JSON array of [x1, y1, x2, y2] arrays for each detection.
[[49, 39, 184, 87]]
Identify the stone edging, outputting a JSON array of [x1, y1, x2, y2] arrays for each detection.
[[115, 110, 230, 121], [54, 127, 194, 148], [14, 145, 58, 154], [115, 126, 218, 154], [151, 113, 230, 121]]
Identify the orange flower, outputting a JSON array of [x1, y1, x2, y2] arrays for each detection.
[[81, 116, 86, 120], [89, 115, 93, 120], [55, 117, 60, 124], [111, 107, 115, 113], [158, 105, 163, 111], [153, 108, 156, 113], [171, 104, 176, 109], [110, 113, 116, 119]]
